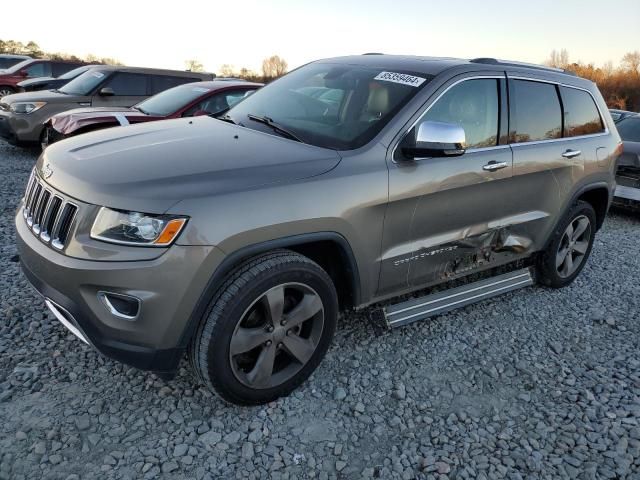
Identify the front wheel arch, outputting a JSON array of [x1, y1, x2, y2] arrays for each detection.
[[177, 232, 361, 350]]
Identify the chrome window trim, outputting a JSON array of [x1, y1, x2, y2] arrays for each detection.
[[509, 75, 609, 139], [391, 74, 611, 161]]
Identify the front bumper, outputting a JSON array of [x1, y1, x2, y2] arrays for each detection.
[[16, 208, 224, 375], [613, 170, 640, 208], [0, 109, 43, 144]]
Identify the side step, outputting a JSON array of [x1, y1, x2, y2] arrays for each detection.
[[377, 268, 534, 330]]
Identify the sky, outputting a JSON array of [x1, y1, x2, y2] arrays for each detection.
[[4, 0, 639, 74]]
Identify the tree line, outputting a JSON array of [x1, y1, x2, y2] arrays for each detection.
[[546, 49, 640, 112], [0, 39, 121, 65]]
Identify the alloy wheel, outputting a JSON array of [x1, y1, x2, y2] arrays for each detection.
[[556, 214, 591, 278], [229, 282, 324, 389]]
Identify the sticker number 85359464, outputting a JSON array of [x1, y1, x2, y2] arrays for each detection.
[[374, 71, 426, 87]]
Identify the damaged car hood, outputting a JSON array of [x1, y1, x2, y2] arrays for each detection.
[[38, 116, 342, 212]]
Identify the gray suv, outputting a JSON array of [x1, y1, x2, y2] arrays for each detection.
[[16, 55, 620, 405]]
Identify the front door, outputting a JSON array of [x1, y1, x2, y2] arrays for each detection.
[[91, 72, 149, 108], [378, 75, 522, 295]]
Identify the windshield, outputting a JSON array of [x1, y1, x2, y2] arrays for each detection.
[[226, 63, 431, 150], [136, 83, 211, 116], [59, 69, 110, 95], [617, 116, 640, 142], [58, 65, 91, 80]]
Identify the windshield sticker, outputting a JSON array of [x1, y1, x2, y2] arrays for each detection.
[[374, 71, 426, 87], [192, 87, 209, 93], [92, 71, 105, 78]]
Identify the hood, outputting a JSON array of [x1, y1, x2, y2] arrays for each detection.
[[17, 76, 55, 87], [1, 89, 84, 104], [39, 116, 342, 212], [49, 106, 153, 134]]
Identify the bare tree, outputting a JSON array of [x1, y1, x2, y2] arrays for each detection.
[[261, 55, 288, 78], [219, 64, 236, 77], [185, 59, 204, 72], [546, 49, 570, 68], [622, 51, 640, 74]]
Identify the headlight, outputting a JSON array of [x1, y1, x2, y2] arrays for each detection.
[[9, 101, 47, 114], [90, 207, 188, 247]]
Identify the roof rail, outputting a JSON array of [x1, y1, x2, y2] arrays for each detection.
[[362, 52, 384, 55], [469, 57, 576, 76]]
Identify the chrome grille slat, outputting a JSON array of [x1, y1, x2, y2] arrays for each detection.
[[22, 169, 78, 251]]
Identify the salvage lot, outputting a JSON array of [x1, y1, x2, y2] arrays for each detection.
[[0, 140, 639, 480]]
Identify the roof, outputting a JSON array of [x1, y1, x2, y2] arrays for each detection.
[[0, 54, 31, 59], [316, 54, 580, 80], [182, 80, 263, 90], [86, 65, 215, 79]]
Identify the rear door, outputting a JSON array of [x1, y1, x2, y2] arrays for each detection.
[[379, 74, 517, 294], [507, 77, 607, 250], [91, 72, 149, 107]]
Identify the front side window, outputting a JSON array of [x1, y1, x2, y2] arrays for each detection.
[[227, 63, 431, 150], [104, 73, 148, 96], [616, 116, 640, 142], [418, 78, 499, 149], [512, 80, 562, 143], [25, 62, 51, 78], [560, 87, 604, 137]]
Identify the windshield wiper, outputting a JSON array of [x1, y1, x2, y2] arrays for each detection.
[[247, 114, 304, 143]]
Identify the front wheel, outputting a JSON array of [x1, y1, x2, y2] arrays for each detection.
[[0, 86, 15, 99], [537, 200, 596, 288], [189, 250, 338, 405]]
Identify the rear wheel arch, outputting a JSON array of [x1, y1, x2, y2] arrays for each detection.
[[574, 184, 610, 230], [178, 232, 361, 349]]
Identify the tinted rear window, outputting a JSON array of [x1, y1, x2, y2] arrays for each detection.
[[560, 87, 604, 137], [512, 80, 562, 143], [616, 117, 640, 142], [104, 73, 148, 96], [150, 75, 200, 94]]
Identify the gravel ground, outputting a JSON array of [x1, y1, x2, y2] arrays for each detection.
[[1, 139, 640, 480]]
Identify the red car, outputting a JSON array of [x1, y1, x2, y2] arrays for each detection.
[[0, 58, 86, 98], [42, 80, 262, 147]]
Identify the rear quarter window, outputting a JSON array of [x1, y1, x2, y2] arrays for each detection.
[[511, 80, 562, 143], [560, 87, 604, 137]]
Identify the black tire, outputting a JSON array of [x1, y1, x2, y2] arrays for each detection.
[[0, 86, 15, 98], [537, 200, 597, 288], [188, 250, 338, 405]]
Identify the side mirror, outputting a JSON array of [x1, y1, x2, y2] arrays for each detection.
[[402, 120, 466, 159], [98, 87, 115, 96], [18, 69, 28, 77]]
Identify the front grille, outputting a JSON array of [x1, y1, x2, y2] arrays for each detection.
[[22, 171, 78, 251]]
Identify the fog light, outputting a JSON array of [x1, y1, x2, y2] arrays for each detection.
[[98, 292, 140, 320]]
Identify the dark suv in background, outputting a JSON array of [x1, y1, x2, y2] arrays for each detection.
[[0, 65, 214, 145], [17, 65, 99, 93], [0, 58, 86, 98]]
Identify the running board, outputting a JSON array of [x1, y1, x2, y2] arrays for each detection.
[[374, 268, 534, 330]]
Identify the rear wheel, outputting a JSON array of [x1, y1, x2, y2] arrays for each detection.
[[0, 86, 15, 98], [189, 250, 338, 405], [537, 201, 596, 288]]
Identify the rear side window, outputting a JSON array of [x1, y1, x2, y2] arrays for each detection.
[[560, 87, 604, 137], [512, 80, 562, 142], [104, 73, 148, 95], [151, 75, 200, 94]]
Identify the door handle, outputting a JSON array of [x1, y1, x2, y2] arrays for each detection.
[[562, 149, 581, 159], [482, 161, 508, 171]]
